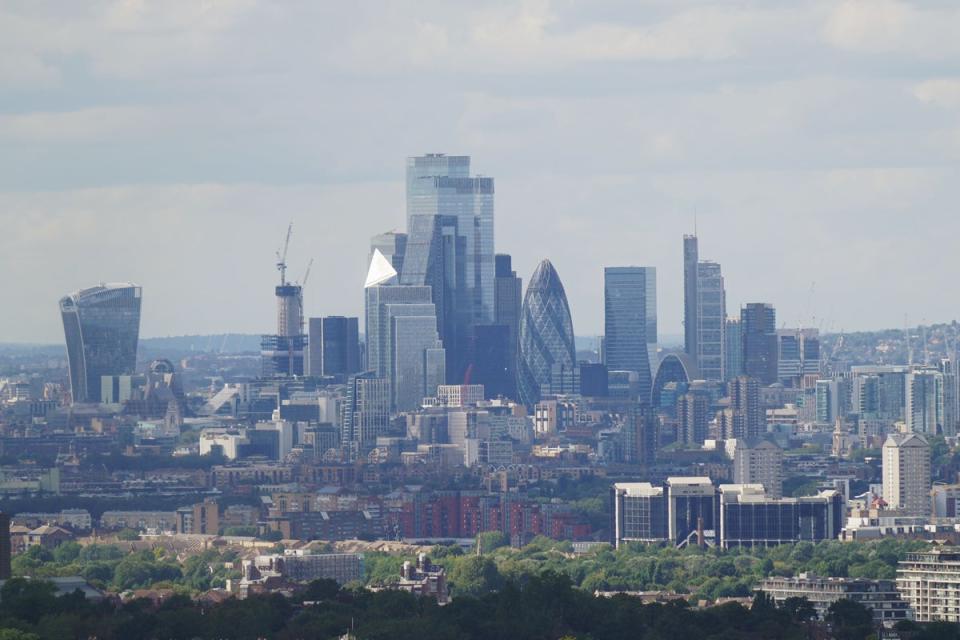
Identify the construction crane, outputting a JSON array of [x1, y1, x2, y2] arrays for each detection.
[[276, 222, 293, 286], [300, 258, 314, 288]]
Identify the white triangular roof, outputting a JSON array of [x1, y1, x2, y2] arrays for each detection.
[[365, 249, 398, 288]]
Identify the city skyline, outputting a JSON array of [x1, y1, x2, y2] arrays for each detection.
[[3, 2, 960, 344]]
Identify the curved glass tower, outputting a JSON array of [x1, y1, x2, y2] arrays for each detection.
[[518, 260, 576, 407], [59, 283, 142, 404]]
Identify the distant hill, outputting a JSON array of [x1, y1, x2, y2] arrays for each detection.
[[140, 334, 262, 354]]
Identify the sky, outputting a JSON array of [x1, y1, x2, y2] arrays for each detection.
[[1, 0, 959, 344]]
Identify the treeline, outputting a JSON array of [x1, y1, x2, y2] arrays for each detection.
[[15, 536, 929, 602], [12, 544, 240, 593], [366, 536, 929, 602], [1, 574, 958, 640]]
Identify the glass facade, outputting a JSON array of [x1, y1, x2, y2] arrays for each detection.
[[364, 284, 432, 380], [604, 267, 656, 402], [741, 303, 778, 385], [406, 155, 495, 370], [308, 316, 360, 378], [697, 261, 726, 381], [651, 353, 696, 411], [340, 372, 391, 458], [391, 311, 445, 412], [518, 260, 576, 407], [60, 283, 142, 404]]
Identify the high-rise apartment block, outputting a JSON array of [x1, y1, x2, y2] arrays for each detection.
[[729, 438, 784, 498], [60, 283, 142, 404], [882, 433, 931, 517]]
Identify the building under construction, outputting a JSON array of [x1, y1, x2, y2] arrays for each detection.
[[261, 224, 308, 378]]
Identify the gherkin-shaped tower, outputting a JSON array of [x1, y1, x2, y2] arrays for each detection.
[[518, 260, 576, 407]]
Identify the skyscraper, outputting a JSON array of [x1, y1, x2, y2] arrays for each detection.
[[370, 231, 407, 278], [493, 254, 522, 398], [741, 303, 778, 385], [308, 316, 360, 379], [604, 267, 657, 402], [406, 154, 495, 381], [390, 309, 445, 411], [518, 260, 576, 407], [683, 235, 699, 361], [905, 368, 945, 435], [60, 283, 142, 404], [677, 388, 710, 446], [696, 261, 725, 381], [724, 318, 742, 380], [400, 213, 462, 375], [882, 433, 931, 517]]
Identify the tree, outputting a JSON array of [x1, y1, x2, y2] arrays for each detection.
[[448, 556, 503, 597], [116, 528, 141, 541], [781, 596, 817, 623], [825, 598, 874, 640], [477, 531, 508, 554]]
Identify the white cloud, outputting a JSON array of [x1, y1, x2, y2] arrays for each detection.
[[913, 78, 960, 108], [822, 0, 960, 57]]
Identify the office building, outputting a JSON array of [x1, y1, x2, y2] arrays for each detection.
[[729, 438, 784, 498], [400, 213, 462, 376], [898, 547, 960, 622], [741, 303, 778, 385], [604, 267, 657, 402], [390, 309, 445, 412], [718, 485, 843, 548], [777, 330, 802, 385], [697, 261, 726, 381], [340, 372, 391, 457], [882, 433, 931, 517], [683, 234, 699, 363], [406, 154, 495, 380], [518, 260, 577, 407], [725, 318, 742, 380], [759, 575, 910, 624], [651, 353, 697, 412], [60, 283, 142, 404], [610, 483, 668, 547], [667, 477, 717, 547], [938, 358, 959, 437], [370, 231, 407, 279], [469, 324, 512, 398], [307, 316, 360, 378], [493, 254, 522, 399]]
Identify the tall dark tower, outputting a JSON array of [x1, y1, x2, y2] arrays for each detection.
[[683, 235, 699, 363], [493, 254, 522, 397], [741, 303, 778, 385]]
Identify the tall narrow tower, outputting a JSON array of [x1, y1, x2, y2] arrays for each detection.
[[683, 235, 699, 363]]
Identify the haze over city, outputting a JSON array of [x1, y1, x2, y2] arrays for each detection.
[[3, 0, 960, 343]]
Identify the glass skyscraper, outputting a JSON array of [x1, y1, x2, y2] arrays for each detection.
[[604, 267, 657, 402], [741, 303, 778, 385], [697, 261, 726, 381], [518, 260, 576, 407], [60, 283, 142, 404], [406, 154, 495, 380]]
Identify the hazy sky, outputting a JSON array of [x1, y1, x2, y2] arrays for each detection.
[[2, 0, 959, 344]]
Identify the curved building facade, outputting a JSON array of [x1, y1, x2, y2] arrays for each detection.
[[518, 260, 576, 407], [651, 353, 698, 411], [60, 283, 142, 404]]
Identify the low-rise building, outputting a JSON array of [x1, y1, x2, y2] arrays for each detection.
[[759, 574, 911, 624], [394, 553, 448, 604]]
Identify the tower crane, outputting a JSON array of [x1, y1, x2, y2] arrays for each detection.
[[276, 222, 293, 286]]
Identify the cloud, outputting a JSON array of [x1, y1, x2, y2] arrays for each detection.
[[913, 78, 960, 108], [822, 0, 960, 57]]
